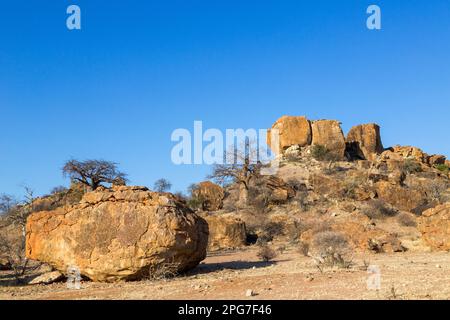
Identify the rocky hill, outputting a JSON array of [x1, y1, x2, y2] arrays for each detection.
[[3, 115, 450, 288]]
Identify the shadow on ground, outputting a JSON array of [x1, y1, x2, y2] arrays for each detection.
[[189, 259, 289, 276]]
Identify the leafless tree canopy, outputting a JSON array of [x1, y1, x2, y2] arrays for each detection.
[[208, 140, 263, 205], [0, 194, 17, 216], [0, 187, 36, 282], [62, 159, 128, 190], [153, 178, 172, 193]]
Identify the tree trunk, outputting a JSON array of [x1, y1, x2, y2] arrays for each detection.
[[238, 182, 249, 207]]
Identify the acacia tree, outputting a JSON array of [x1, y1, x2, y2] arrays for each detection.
[[153, 178, 172, 193], [209, 140, 263, 206], [62, 159, 127, 190]]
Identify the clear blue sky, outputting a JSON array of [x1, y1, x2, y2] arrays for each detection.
[[1, 0, 449, 198]]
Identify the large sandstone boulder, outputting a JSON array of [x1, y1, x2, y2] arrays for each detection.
[[193, 181, 225, 211], [375, 181, 427, 212], [267, 116, 312, 154], [346, 123, 384, 161], [418, 203, 450, 251], [26, 186, 209, 282], [203, 214, 247, 251], [311, 120, 346, 160]]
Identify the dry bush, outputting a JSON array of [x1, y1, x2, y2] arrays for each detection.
[[298, 241, 310, 256], [253, 221, 284, 245], [397, 212, 417, 227], [361, 199, 398, 219], [426, 180, 449, 203], [256, 245, 278, 262], [312, 231, 353, 269], [402, 159, 422, 174], [146, 260, 181, 281], [311, 145, 331, 161]]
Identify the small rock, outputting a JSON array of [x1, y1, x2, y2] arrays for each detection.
[[436, 264, 441, 268], [28, 271, 64, 285], [245, 289, 255, 297]]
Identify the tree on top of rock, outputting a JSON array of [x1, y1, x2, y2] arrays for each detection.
[[62, 159, 128, 191], [153, 178, 172, 193]]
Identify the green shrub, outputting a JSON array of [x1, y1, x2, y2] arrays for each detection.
[[434, 164, 450, 174]]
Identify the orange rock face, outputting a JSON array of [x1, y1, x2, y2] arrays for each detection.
[[193, 181, 225, 211], [418, 203, 450, 251], [267, 116, 312, 154], [375, 181, 427, 212], [392, 146, 430, 164], [26, 186, 209, 282], [346, 123, 384, 161], [311, 120, 346, 160], [203, 214, 247, 251]]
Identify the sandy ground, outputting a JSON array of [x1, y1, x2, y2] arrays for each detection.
[[1, 247, 449, 300]]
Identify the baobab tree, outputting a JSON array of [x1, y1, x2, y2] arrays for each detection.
[[209, 140, 263, 206], [62, 159, 128, 191]]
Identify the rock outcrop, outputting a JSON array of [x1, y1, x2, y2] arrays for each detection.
[[375, 181, 427, 212], [428, 154, 446, 166], [346, 123, 384, 161], [264, 176, 296, 203], [26, 186, 209, 282], [311, 120, 346, 160], [193, 181, 225, 211], [203, 214, 247, 251], [267, 116, 312, 153], [391, 146, 430, 164], [418, 203, 450, 251], [300, 213, 405, 253]]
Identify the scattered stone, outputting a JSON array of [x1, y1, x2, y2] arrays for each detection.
[[245, 289, 256, 297], [28, 271, 64, 285]]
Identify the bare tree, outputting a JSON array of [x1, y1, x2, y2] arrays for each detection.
[[62, 159, 128, 190], [208, 140, 263, 206], [153, 178, 172, 193], [0, 194, 17, 216], [0, 187, 36, 282]]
